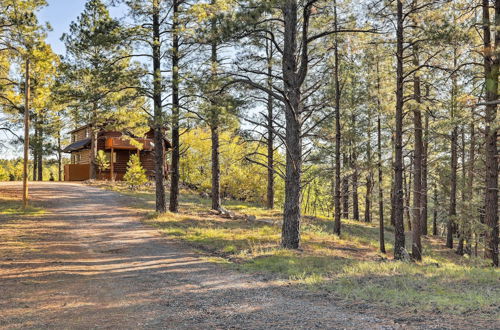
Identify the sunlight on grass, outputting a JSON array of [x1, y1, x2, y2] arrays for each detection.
[[91, 181, 500, 318], [0, 200, 45, 217]]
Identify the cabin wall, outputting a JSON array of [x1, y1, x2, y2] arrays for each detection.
[[72, 127, 90, 142], [66, 127, 167, 181], [71, 150, 90, 164]]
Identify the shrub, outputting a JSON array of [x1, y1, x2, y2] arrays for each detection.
[[0, 166, 9, 181], [124, 154, 147, 190], [95, 150, 110, 178]]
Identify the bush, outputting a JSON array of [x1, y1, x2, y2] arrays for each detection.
[[124, 154, 147, 190], [0, 166, 9, 181], [95, 150, 110, 178]]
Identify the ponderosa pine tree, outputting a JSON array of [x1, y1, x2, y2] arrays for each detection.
[[62, 0, 142, 180], [481, 0, 499, 267]]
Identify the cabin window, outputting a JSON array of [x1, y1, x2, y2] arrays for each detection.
[[85, 128, 90, 138], [75, 153, 81, 163], [71, 134, 75, 143]]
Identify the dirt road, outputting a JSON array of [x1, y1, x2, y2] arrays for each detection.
[[0, 182, 416, 329]]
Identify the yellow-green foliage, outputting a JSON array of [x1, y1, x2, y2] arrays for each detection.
[[0, 159, 62, 181], [93, 182, 499, 318], [0, 166, 9, 181], [95, 150, 110, 174], [180, 127, 284, 204], [124, 154, 147, 189]]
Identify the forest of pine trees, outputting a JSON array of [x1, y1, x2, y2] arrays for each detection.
[[0, 0, 498, 267]]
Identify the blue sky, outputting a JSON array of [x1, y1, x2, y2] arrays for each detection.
[[38, 0, 126, 55], [3, 1, 126, 159]]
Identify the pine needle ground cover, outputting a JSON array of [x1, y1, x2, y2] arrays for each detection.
[[92, 182, 500, 319]]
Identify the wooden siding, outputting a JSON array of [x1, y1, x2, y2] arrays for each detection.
[[67, 127, 169, 180], [72, 150, 90, 164], [72, 127, 90, 142]]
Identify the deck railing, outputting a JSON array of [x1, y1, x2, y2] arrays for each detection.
[[105, 137, 154, 150]]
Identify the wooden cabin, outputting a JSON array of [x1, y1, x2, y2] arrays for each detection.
[[63, 125, 171, 181]]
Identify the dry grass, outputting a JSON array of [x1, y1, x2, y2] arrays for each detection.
[[89, 181, 500, 318]]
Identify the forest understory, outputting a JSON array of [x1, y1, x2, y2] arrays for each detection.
[[87, 181, 500, 323]]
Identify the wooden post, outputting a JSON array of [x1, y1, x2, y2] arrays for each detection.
[[110, 147, 114, 182], [23, 58, 30, 209]]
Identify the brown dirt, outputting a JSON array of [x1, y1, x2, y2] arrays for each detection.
[[0, 182, 488, 329]]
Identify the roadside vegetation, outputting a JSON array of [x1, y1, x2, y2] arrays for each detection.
[[90, 181, 499, 319]]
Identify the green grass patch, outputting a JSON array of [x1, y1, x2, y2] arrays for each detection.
[[0, 200, 45, 217], [93, 181, 500, 318]]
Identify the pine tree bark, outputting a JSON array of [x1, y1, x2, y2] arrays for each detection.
[[152, 0, 167, 213], [37, 117, 43, 181], [266, 37, 274, 210], [447, 127, 457, 249], [351, 135, 359, 221], [404, 162, 412, 231], [421, 108, 429, 235], [433, 185, 438, 236], [456, 128, 466, 255], [169, 0, 180, 213], [57, 133, 62, 181], [466, 112, 476, 254], [333, 0, 342, 235], [32, 119, 38, 182], [342, 153, 349, 218], [209, 14, 221, 212], [411, 45, 423, 260], [482, 0, 499, 267], [447, 52, 458, 249], [365, 111, 373, 224], [376, 56, 385, 252], [393, 0, 406, 259], [210, 123, 221, 211], [22, 58, 30, 208], [281, 0, 310, 249]]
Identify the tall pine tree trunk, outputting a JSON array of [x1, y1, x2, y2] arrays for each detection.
[[333, 0, 342, 235], [266, 37, 274, 210], [209, 15, 221, 212], [466, 112, 476, 254], [456, 127, 466, 255], [411, 45, 423, 260], [393, 0, 406, 259], [376, 57, 385, 252], [152, 0, 167, 213], [22, 58, 30, 208], [57, 131, 62, 181], [169, 0, 180, 213], [365, 110, 373, 224], [342, 153, 349, 218], [482, 0, 499, 267], [422, 108, 429, 235], [351, 127, 359, 221], [32, 113, 38, 181], [37, 116, 43, 181], [447, 52, 458, 249], [210, 123, 221, 211], [281, 0, 309, 249]]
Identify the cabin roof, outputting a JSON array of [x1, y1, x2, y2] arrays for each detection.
[[62, 138, 91, 153], [68, 124, 91, 134]]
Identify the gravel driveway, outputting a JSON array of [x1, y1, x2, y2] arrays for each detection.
[[0, 182, 432, 329]]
